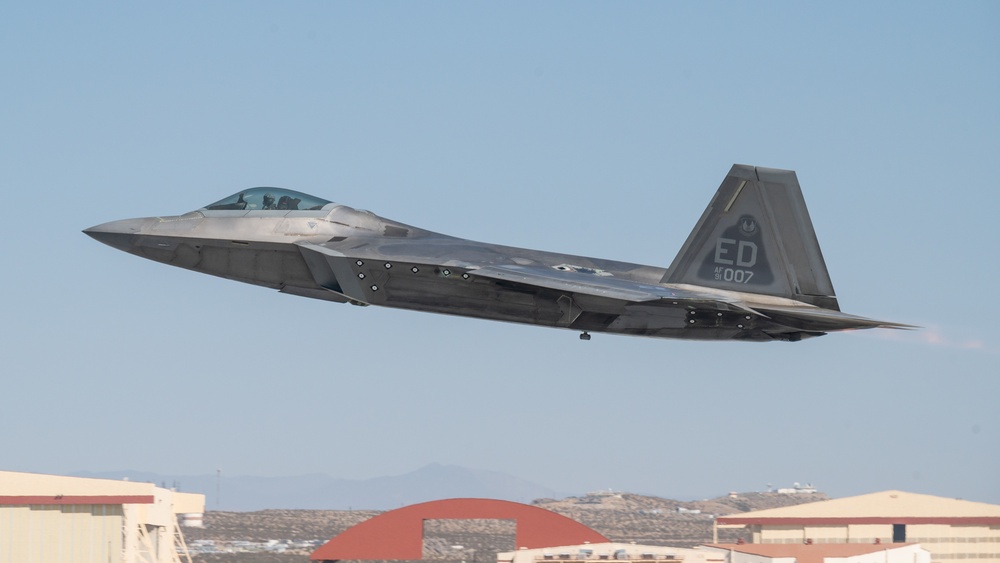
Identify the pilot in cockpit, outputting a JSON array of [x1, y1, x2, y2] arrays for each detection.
[[277, 195, 301, 210], [262, 193, 277, 210]]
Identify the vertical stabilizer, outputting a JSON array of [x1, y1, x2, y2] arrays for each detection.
[[663, 165, 839, 310]]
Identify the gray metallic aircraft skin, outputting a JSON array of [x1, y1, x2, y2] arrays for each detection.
[[85, 165, 911, 342]]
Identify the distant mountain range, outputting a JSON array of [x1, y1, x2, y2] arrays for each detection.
[[72, 463, 570, 511]]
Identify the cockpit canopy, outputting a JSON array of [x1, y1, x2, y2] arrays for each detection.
[[203, 187, 333, 212]]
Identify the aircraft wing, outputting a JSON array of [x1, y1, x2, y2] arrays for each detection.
[[295, 243, 908, 333], [468, 265, 916, 331], [296, 241, 757, 314], [467, 265, 760, 314]]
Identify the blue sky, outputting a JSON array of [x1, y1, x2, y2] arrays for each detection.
[[2, 2, 998, 504]]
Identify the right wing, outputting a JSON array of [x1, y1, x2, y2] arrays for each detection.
[[468, 264, 761, 314], [471, 265, 912, 332]]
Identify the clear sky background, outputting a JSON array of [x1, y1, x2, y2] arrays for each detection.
[[2, 2, 998, 504]]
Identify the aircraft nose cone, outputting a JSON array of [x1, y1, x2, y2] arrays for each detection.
[[83, 218, 149, 252]]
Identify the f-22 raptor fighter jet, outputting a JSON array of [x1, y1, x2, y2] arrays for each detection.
[[85, 164, 909, 342]]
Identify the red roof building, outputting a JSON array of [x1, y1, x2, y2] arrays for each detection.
[[311, 498, 609, 562]]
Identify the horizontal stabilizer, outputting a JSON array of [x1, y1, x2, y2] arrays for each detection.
[[753, 304, 918, 332]]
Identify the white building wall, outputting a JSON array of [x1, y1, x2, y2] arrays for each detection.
[[907, 523, 1000, 561], [757, 525, 809, 544], [1, 471, 205, 563], [803, 525, 849, 543], [718, 552, 789, 563], [752, 522, 998, 562], [0, 504, 124, 563], [498, 543, 719, 563], [845, 524, 887, 544], [827, 544, 930, 563], [701, 544, 930, 563]]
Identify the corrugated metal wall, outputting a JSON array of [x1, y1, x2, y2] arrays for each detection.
[[0, 504, 123, 563]]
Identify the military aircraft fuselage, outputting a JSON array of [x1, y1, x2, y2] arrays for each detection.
[[86, 168, 910, 342], [86, 204, 708, 337]]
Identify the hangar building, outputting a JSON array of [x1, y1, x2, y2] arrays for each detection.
[[0, 470, 205, 563], [714, 490, 1000, 562], [701, 542, 929, 563]]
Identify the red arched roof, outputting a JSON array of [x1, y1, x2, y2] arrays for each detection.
[[311, 498, 609, 561]]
